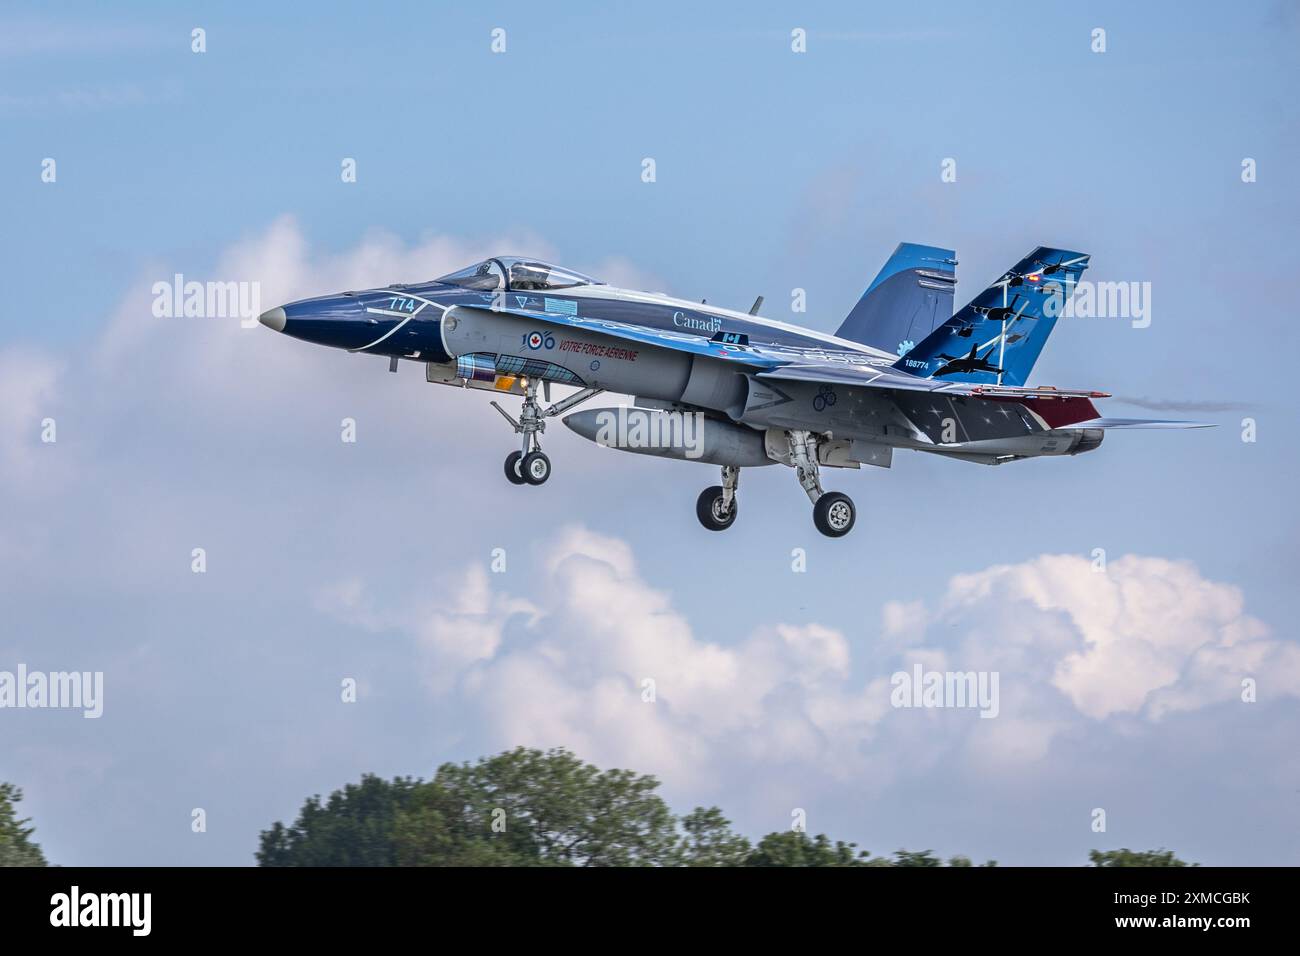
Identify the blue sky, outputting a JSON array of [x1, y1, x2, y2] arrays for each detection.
[[2, 1, 1298, 866]]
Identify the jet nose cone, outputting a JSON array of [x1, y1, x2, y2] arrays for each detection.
[[258, 307, 287, 332]]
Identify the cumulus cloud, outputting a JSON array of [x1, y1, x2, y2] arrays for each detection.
[[932, 554, 1291, 721], [315, 526, 890, 794], [318, 531, 1298, 801], [316, 566, 540, 690]]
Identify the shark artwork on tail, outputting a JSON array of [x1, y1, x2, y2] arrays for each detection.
[[258, 246, 1209, 538]]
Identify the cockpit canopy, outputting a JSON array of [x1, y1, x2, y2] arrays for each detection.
[[436, 257, 602, 293]]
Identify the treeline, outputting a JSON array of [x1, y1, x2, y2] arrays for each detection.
[[256, 747, 1193, 868], [0, 749, 1195, 867]]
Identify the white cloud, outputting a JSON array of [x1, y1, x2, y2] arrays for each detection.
[[933, 554, 1290, 720], [881, 598, 928, 645], [317, 534, 1298, 800], [330, 525, 888, 792]]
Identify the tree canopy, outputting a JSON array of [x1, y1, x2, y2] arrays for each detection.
[[1088, 848, 1194, 867], [0, 783, 47, 867], [256, 747, 1011, 867], [258, 748, 683, 867]]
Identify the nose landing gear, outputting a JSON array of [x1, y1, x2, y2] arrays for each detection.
[[504, 450, 549, 485], [491, 380, 602, 487]]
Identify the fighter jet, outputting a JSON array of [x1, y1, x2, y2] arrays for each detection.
[[258, 245, 1208, 538], [970, 293, 1030, 325], [933, 343, 1004, 378]]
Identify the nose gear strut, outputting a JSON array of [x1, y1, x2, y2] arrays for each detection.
[[492, 380, 603, 486]]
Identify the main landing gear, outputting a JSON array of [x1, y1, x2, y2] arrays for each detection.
[[696, 465, 740, 531], [493, 380, 603, 487], [693, 430, 857, 538], [789, 429, 856, 538]]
